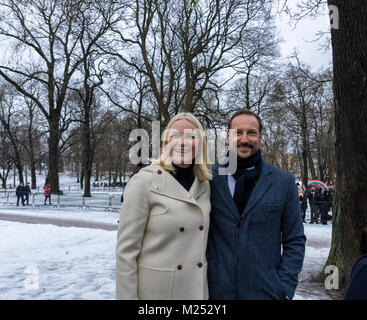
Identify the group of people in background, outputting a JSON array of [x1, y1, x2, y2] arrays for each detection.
[[298, 184, 334, 225], [15, 183, 52, 206], [15, 183, 32, 206]]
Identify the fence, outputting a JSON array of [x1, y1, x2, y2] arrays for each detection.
[[0, 191, 122, 212]]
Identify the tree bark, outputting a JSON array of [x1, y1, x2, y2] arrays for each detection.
[[325, 0, 367, 291], [48, 116, 62, 194]]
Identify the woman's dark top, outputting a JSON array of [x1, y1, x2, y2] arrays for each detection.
[[171, 163, 195, 192]]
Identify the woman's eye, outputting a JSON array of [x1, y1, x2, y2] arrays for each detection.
[[185, 134, 195, 139]]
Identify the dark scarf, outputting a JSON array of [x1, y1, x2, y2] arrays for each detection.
[[232, 150, 263, 215], [171, 163, 195, 192]]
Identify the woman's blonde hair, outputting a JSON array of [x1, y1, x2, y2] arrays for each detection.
[[151, 113, 212, 181]]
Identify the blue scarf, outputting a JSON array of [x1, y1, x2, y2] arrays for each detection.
[[232, 150, 263, 215]]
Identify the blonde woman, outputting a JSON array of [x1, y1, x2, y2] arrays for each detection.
[[116, 113, 212, 300]]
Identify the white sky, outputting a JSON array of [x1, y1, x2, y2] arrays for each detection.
[[275, 2, 333, 71]]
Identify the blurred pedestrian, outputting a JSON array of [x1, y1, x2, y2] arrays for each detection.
[[345, 227, 367, 300], [299, 187, 307, 223], [307, 186, 320, 224], [25, 182, 31, 205], [320, 190, 330, 225], [16, 183, 26, 206], [44, 184, 51, 205]]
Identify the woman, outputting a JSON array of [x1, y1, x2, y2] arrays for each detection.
[[116, 113, 212, 300], [44, 184, 51, 205]]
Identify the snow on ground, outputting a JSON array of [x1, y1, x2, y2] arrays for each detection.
[[294, 222, 334, 300], [0, 220, 116, 300], [0, 210, 337, 300]]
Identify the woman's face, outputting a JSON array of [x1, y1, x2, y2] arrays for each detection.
[[167, 119, 198, 168]]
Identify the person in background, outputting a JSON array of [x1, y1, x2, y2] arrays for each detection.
[[320, 189, 330, 225], [308, 186, 320, 224], [345, 227, 367, 300], [25, 182, 31, 205], [299, 188, 307, 223], [16, 183, 25, 206], [44, 184, 51, 205]]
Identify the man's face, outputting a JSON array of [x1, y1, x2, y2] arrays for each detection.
[[227, 114, 262, 160]]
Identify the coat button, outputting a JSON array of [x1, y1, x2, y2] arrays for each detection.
[[177, 265, 182, 270], [199, 225, 204, 231], [157, 170, 162, 175], [179, 227, 185, 232], [197, 262, 203, 268]]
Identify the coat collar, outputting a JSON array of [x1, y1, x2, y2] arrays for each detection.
[[142, 164, 207, 206], [212, 159, 272, 218]]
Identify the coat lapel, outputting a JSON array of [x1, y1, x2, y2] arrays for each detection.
[[211, 165, 239, 217], [146, 164, 206, 207], [241, 160, 272, 218]]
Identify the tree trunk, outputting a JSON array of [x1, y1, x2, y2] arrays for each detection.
[[48, 117, 62, 194], [307, 148, 316, 179], [325, 0, 367, 291]]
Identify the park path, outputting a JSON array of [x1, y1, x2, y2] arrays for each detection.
[[0, 212, 118, 231]]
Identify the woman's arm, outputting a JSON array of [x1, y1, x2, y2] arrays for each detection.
[[116, 170, 151, 300]]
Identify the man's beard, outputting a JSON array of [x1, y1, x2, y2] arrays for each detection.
[[237, 142, 255, 159]]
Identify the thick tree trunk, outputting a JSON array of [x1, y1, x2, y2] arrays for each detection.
[[28, 117, 37, 190], [48, 121, 61, 195], [307, 148, 316, 179], [325, 0, 367, 291], [82, 99, 92, 198]]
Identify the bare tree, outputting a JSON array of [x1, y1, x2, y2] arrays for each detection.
[[102, 0, 273, 126], [0, 0, 120, 193]]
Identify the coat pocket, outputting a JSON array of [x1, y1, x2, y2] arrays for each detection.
[[262, 202, 283, 213], [137, 264, 175, 299]]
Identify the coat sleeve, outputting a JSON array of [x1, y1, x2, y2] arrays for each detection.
[[115, 170, 151, 300], [278, 174, 307, 299], [344, 257, 367, 300]]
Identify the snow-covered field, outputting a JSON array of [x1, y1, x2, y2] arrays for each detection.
[[0, 204, 336, 300], [0, 220, 116, 299]]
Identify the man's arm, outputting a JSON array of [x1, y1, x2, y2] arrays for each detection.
[[277, 174, 307, 299]]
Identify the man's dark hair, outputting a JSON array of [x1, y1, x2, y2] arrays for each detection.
[[228, 109, 263, 133], [362, 227, 367, 255]]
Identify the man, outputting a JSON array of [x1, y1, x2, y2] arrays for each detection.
[[16, 183, 25, 206], [25, 182, 31, 205], [207, 109, 306, 300], [319, 189, 330, 225], [307, 186, 320, 224]]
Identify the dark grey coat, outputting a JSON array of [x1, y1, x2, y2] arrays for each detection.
[[207, 160, 306, 300]]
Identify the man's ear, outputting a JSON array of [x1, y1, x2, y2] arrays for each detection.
[[259, 132, 263, 142]]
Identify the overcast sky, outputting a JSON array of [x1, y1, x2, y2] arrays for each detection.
[[275, 3, 332, 71]]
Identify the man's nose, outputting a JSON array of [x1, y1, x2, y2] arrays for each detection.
[[238, 133, 249, 144]]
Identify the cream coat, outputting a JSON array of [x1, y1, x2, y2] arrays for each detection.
[[116, 164, 211, 300]]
